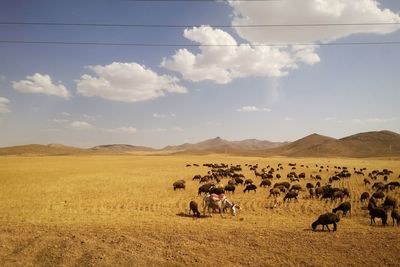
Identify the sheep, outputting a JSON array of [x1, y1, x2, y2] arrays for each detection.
[[269, 188, 280, 197], [369, 208, 388, 226], [308, 188, 315, 199], [360, 192, 370, 202], [243, 184, 257, 193], [283, 191, 298, 202], [391, 209, 400, 226], [290, 184, 303, 192], [189, 201, 201, 218], [332, 201, 351, 216], [260, 179, 272, 188], [244, 179, 254, 186], [363, 178, 371, 186], [368, 198, 388, 226], [372, 191, 385, 199], [198, 183, 214, 195], [173, 181, 185, 191], [383, 196, 397, 210], [312, 213, 340, 232], [224, 184, 236, 194], [333, 191, 345, 201]]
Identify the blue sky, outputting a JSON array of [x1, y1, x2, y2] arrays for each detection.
[[0, 0, 399, 148]]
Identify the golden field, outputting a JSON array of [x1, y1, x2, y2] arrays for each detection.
[[0, 155, 399, 266]]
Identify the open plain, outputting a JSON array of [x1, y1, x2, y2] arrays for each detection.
[[0, 155, 399, 266]]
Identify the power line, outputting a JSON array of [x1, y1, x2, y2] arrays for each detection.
[[158, 0, 279, 1], [1, 40, 400, 47], [1, 21, 400, 28]]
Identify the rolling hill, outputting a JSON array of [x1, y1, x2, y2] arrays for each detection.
[[0, 144, 86, 156], [0, 130, 399, 157]]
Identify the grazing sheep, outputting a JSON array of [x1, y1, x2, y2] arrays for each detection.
[[383, 196, 397, 210], [312, 213, 340, 232], [244, 179, 254, 186], [369, 208, 388, 226], [333, 191, 345, 201], [189, 201, 201, 218], [360, 192, 370, 202], [260, 179, 272, 188], [224, 184, 236, 194], [284, 191, 298, 202], [198, 183, 214, 195], [173, 181, 185, 191], [363, 178, 371, 186], [269, 188, 280, 197], [243, 184, 257, 193], [391, 209, 400, 226], [332, 202, 351, 216], [209, 187, 225, 195], [235, 177, 244, 185], [372, 191, 385, 199], [309, 188, 315, 199], [306, 183, 314, 189], [290, 184, 303, 192]]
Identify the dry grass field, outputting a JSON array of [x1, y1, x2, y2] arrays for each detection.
[[0, 155, 399, 266]]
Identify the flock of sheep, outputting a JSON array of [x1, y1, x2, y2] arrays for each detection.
[[173, 162, 400, 231]]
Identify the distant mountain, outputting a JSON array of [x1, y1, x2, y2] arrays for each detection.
[[299, 130, 400, 157], [163, 136, 285, 153], [91, 144, 155, 152], [0, 144, 86, 156], [1, 130, 398, 157], [264, 133, 336, 156]]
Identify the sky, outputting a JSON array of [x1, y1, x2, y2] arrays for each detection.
[[0, 0, 400, 148]]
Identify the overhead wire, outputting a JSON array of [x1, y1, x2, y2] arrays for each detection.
[[1, 40, 399, 47]]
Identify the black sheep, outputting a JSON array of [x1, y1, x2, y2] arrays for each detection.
[[284, 191, 298, 202], [198, 183, 214, 195], [372, 191, 385, 199], [391, 209, 400, 226], [260, 179, 271, 188], [383, 196, 397, 210], [369, 207, 388, 226], [360, 192, 370, 202], [189, 201, 201, 218], [224, 185, 236, 194], [173, 181, 185, 191], [243, 184, 257, 193], [209, 187, 225, 195], [332, 201, 351, 216], [312, 213, 340, 232]]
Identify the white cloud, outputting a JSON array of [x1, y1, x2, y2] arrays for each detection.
[[0, 97, 11, 113], [172, 127, 184, 132], [51, 119, 69, 124], [103, 127, 137, 134], [353, 117, 397, 124], [162, 2, 400, 84], [76, 62, 187, 102], [154, 128, 167, 132], [228, 0, 400, 44], [324, 117, 337, 121], [69, 121, 93, 130], [162, 26, 319, 84], [12, 73, 70, 99], [153, 113, 176, 118], [237, 106, 272, 112], [61, 112, 71, 117], [0, 75, 6, 82], [284, 117, 294, 121]]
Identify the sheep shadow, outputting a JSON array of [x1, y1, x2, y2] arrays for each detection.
[[176, 212, 211, 219]]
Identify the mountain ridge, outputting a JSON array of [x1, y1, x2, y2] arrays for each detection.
[[0, 130, 399, 157]]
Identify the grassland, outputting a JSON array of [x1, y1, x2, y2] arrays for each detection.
[[0, 155, 399, 266]]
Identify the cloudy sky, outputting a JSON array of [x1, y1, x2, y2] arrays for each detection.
[[0, 0, 399, 148]]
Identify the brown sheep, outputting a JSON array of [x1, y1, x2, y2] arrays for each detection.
[[189, 201, 200, 218]]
